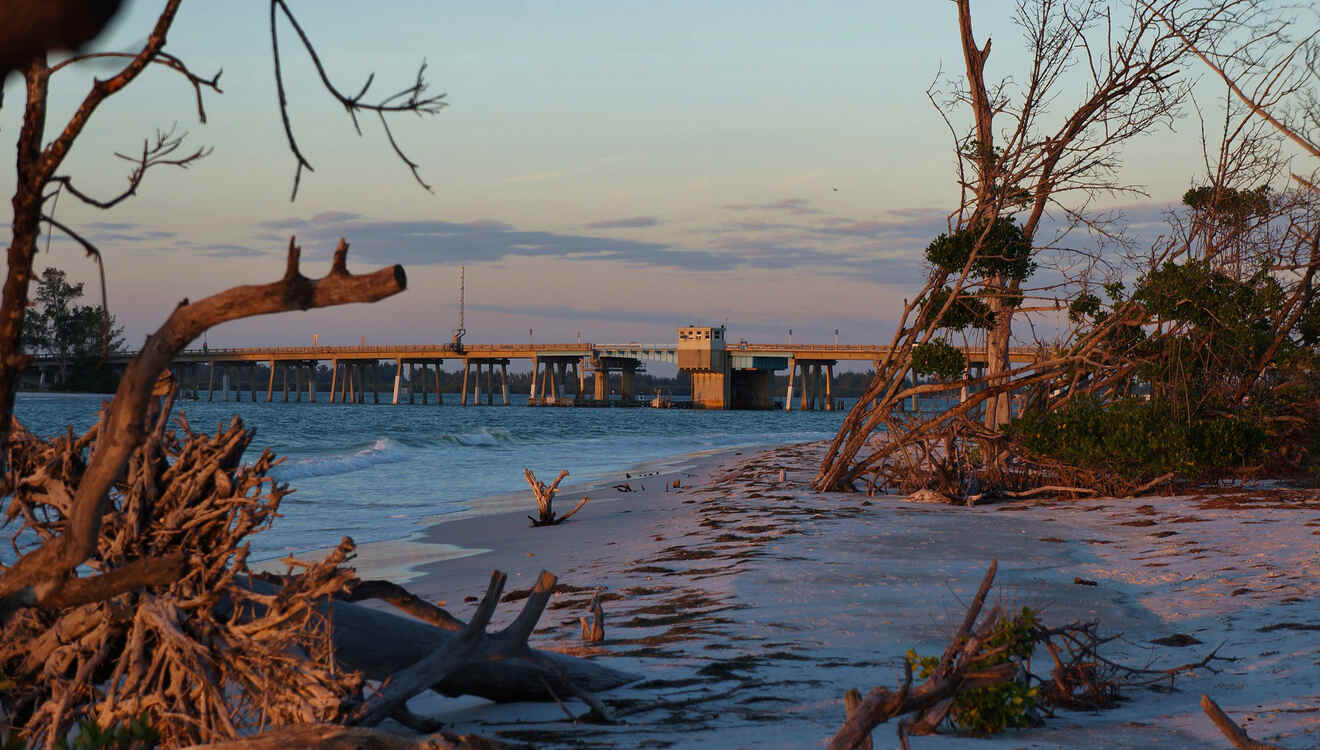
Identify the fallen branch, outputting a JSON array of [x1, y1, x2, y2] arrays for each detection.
[[829, 562, 1013, 750], [1200, 694, 1286, 750], [350, 569, 558, 727]]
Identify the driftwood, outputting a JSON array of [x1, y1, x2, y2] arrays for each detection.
[[351, 569, 559, 725], [323, 584, 640, 703], [1200, 694, 1286, 750], [829, 562, 1014, 750], [579, 591, 605, 642], [524, 468, 590, 526]]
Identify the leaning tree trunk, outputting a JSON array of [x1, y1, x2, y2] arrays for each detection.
[[0, 59, 52, 470]]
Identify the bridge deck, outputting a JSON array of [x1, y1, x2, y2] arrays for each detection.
[[55, 342, 1040, 366]]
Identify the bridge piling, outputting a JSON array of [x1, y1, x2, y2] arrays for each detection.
[[392, 358, 402, 405], [784, 359, 795, 411], [207, 364, 215, 402]]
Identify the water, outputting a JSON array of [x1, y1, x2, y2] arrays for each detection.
[[11, 392, 847, 560]]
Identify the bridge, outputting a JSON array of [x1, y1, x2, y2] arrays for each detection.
[[27, 327, 1039, 411]]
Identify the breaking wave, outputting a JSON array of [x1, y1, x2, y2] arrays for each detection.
[[273, 437, 409, 480]]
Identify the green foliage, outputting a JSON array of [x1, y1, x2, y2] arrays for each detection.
[[920, 287, 993, 331], [1, 716, 158, 750], [1008, 397, 1267, 480], [925, 217, 1036, 283], [1182, 184, 1271, 223], [911, 340, 967, 380], [22, 267, 125, 392], [907, 607, 1041, 735], [1067, 291, 1102, 325]]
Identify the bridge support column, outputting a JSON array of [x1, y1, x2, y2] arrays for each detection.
[[824, 363, 834, 411], [460, 362, 469, 406], [308, 364, 316, 402], [392, 359, 402, 404], [474, 362, 483, 405], [784, 359, 795, 411], [620, 364, 635, 402], [484, 363, 493, 406], [501, 362, 509, 405], [329, 360, 339, 403], [799, 363, 809, 411], [372, 363, 379, 404], [528, 358, 538, 406], [594, 363, 608, 401], [267, 360, 276, 402], [207, 364, 216, 402]]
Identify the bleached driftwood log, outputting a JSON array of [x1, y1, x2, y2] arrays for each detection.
[[524, 468, 590, 526], [327, 579, 639, 703]]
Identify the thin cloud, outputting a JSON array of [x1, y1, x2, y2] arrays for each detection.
[[282, 216, 738, 271], [194, 243, 269, 258], [584, 216, 661, 229], [87, 229, 176, 244], [721, 198, 822, 215]]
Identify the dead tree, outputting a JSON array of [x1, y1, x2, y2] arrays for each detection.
[[815, 0, 1319, 498], [0, 342, 638, 746], [0, 0, 446, 464], [524, 468, 591, 526]]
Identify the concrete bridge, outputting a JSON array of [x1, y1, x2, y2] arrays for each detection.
[[27, 327, 1039, 410]]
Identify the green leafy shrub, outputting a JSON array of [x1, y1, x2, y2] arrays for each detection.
[[911, 340, 967, 380], [920, 287, 993, 331], [1007, 397, 1267, 480], [907, 606, 1041, 735], [1, 716, 158, 750], [925, 217, 1035, 283]]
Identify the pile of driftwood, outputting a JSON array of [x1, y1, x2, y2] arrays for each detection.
[[830, 562, 1234, 750], [0, 242, 637, 749], [0, 404, 638, 748]]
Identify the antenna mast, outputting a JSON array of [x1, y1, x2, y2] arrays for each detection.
[[451, 266, 466, 351]]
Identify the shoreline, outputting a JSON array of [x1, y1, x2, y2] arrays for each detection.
[[362, 442, 1320, 748], [303, 442, 768, 585]]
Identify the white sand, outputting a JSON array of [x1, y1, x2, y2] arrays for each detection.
[[348, 442, 1320, 749]]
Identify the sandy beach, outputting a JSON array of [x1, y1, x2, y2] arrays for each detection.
[[339, 442, 1320, 749]]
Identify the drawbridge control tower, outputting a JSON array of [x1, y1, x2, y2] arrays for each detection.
[[677, 325, 778, 409]]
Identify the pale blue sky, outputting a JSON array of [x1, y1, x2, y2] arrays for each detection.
[[4, 1, 1216, 352]]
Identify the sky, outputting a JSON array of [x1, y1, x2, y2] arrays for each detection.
[[0, 1, 1245, 356]]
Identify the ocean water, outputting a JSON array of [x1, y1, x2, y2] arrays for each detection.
[[11, 392, 847, 560]]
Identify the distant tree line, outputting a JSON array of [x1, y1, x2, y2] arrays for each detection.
[[22, 266, 125, 393]]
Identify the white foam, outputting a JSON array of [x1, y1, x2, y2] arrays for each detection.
[[273, 437, 408, 480]]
